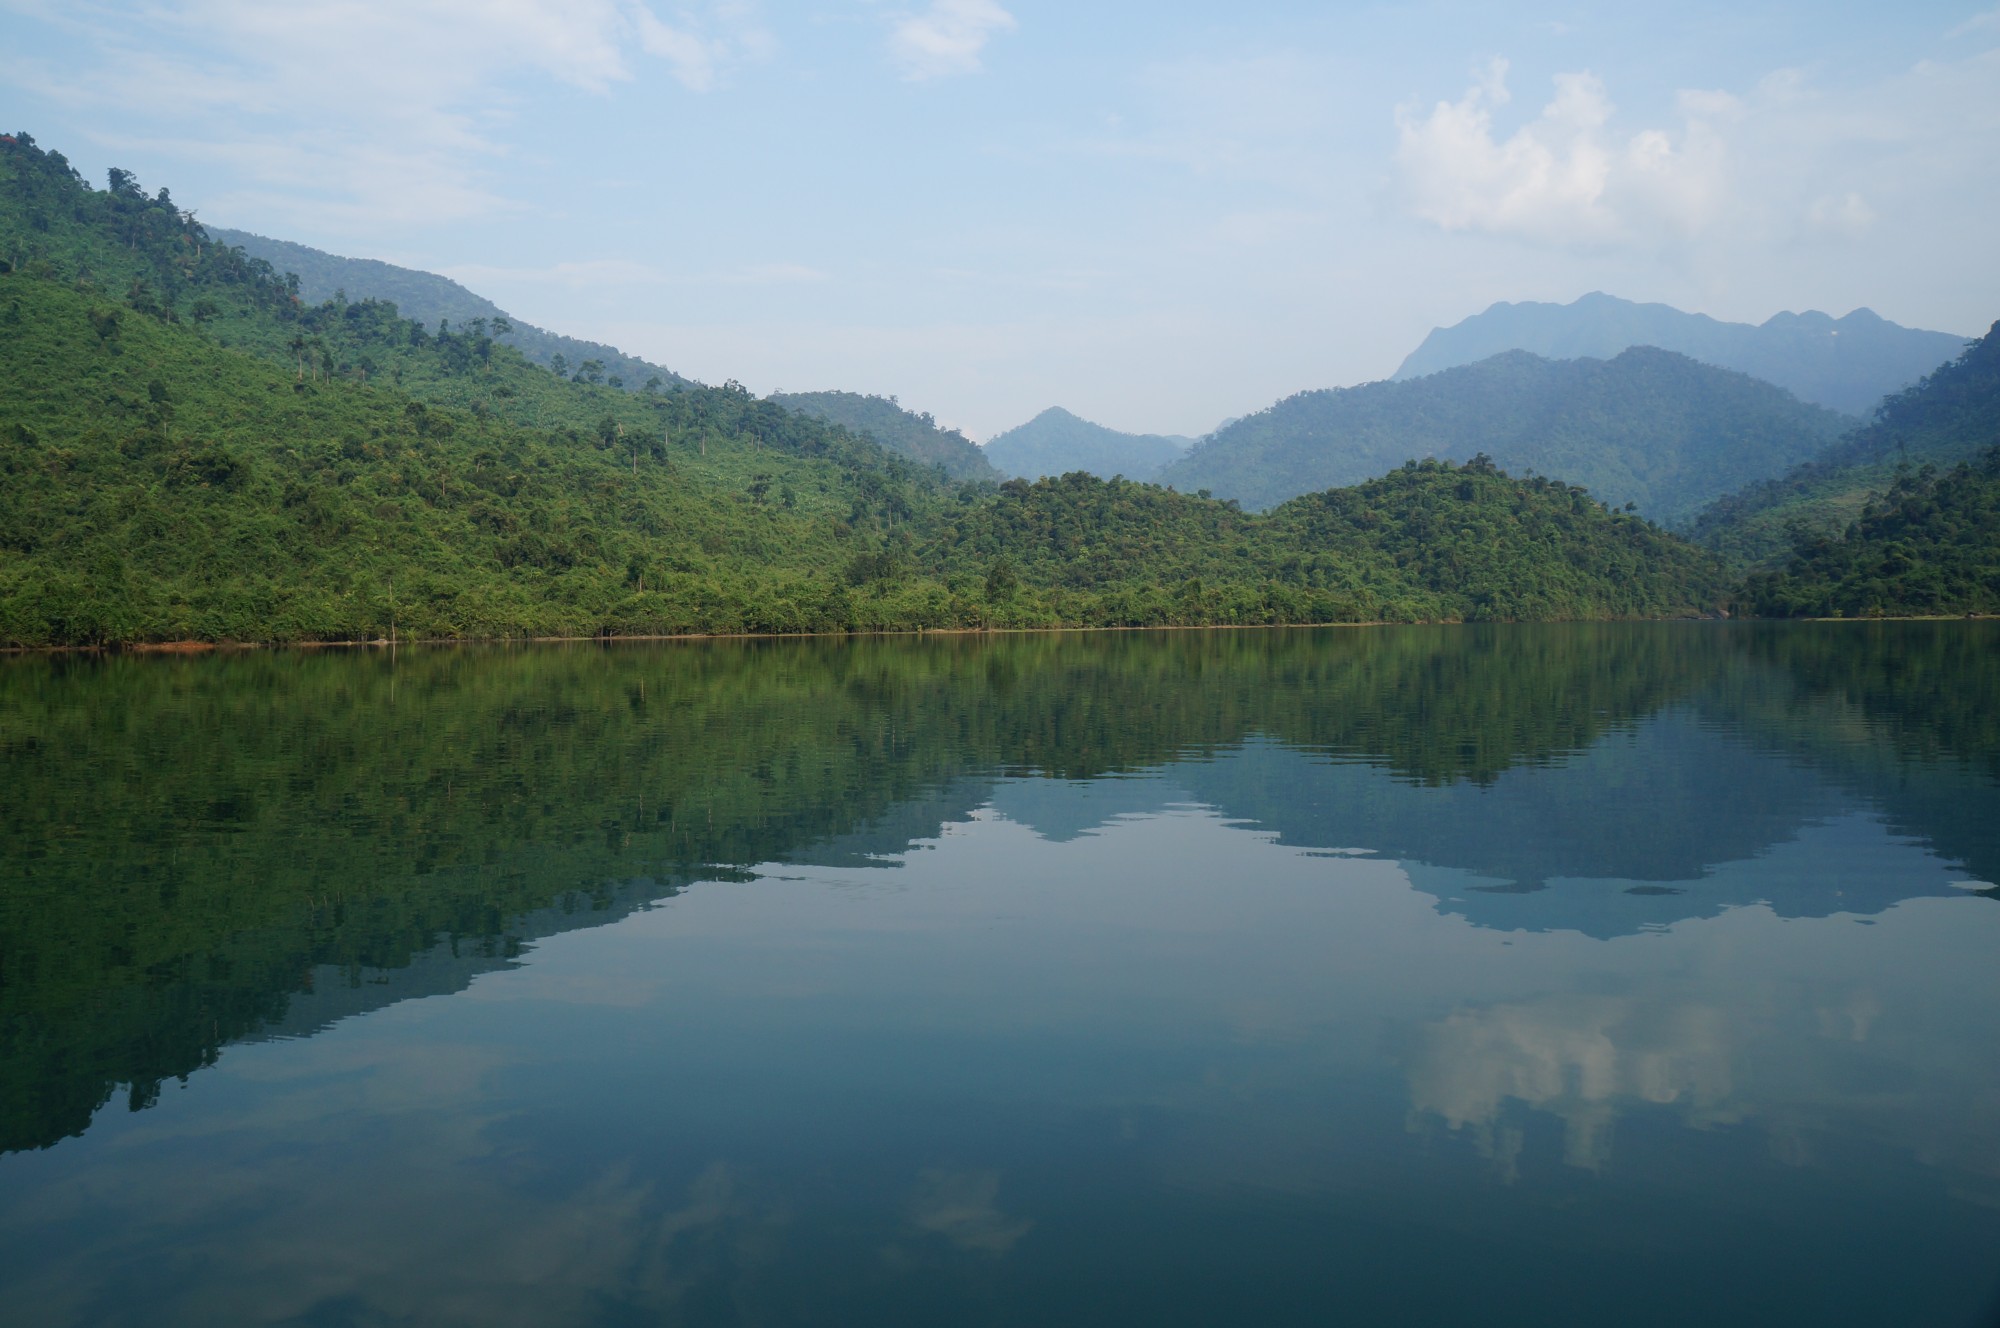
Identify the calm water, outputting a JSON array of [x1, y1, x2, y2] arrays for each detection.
[[2, 624, 1998, 1327]]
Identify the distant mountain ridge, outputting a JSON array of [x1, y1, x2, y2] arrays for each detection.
[[983, 407, 1194, 482], [1396, 292, 1968, 417], [1160, 346, 1850, 521], [768, 391, 997, 483], [1692, 319, 2000, 567], [1731, 320, 2000, 614], [209, 227, 691, 391]]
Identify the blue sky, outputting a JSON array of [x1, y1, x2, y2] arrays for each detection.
[[4, 1, 1997, 437]]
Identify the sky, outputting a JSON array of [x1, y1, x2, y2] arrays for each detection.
[[4, 1, 1998, 439]]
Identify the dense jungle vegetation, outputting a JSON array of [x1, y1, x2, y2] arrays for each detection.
[[0, 133, 1728, 644], [1736, 449, 2000, 617], [1690, 320, 2000, 567]]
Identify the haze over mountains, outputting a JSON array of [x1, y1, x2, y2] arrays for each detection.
[[1161, 347, 1851, 522], [3, 129, 1996, 636], [1692, 319, 2000, 567], [208, 225, 1966, 532], [1395, 293, 1968, 417], [983, 408, 1195, 483], [1, 133, 1731, 646]]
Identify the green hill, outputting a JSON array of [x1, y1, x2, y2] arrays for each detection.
[[0, 130, 1726, 642], [1395, 291, 1968, 416], [207, 226, 692, 393], [1720, 324, 2000, 616], [920, 459, 1723, 626], [768, 390, 998, 483], [982, 407, 1193, 482], [1735, 449, 2000, 617], [1690, 321, 2000, 567], [1160, 347, 1850, 522]]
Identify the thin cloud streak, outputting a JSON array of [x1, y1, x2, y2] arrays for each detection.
[[888, 0, 1017, 80]]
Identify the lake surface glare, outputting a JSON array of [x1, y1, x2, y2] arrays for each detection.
[[2, 623, 1997, 1327]]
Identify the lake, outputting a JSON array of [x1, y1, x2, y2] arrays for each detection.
[[2, 623, 1997, 1327]]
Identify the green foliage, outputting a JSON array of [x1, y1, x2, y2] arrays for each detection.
[[0, 276, 966, 643], [920, 461, 1722, 626], [1690, 321, 2000, 567], [769, 390, 998, 483], [1162, 347, 1850, 521], [1265, 455, 1726, 620], [1737, 450, 2000, 617], [0, 131, 1727, 643]]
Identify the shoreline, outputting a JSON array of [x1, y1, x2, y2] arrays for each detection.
[[24, 613, 1987, 657], [3, 608, 1904, 656]]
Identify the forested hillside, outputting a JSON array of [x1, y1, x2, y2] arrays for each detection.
[[1737, 451, 2000, 617], [1691, 321, 2000, 566], [925, 460, 1723, 625], [1395, 291, 1967, 416], [1161, 347, 1848, 521], [983, 407, 1193, 482], [0, 131, 1729, 643], [208, 227, 691, 393], [768, 390, 997, 482]]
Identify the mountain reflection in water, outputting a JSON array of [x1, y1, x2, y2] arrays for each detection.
[[1, 624, 1996, 1327]]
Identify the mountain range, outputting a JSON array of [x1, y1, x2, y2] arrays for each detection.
[[1692, 321, 2000, 566], [4, 128, 1996, 636], [1395, 292, 1968, 417], [0, 131, 1724, 646], [1160, 346, 1851, 522], [982, 407, 1194, 482]]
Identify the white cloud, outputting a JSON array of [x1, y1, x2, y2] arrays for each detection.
[[633, 2, 772, 93], [888, 0, 1016, 81], [443, 259, 671, 289], [6, 0, 770, 228], [1394, 59, 1735, 248], [1948, 8, 2000, 39], [440, 259, 825, 290], [1805, 191, 1878, 237]]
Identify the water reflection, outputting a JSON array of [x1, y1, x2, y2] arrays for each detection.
[[1, 624, 1997, 1325], [2, 624, 1996, 1155], [1405, 891, 2000, 1210]]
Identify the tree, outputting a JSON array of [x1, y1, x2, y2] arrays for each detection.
[[985, 557, 1018, 600], [88, 306, 123, 345]]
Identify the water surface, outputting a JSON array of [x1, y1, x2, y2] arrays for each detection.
[[2, 624, 1997, 1326]]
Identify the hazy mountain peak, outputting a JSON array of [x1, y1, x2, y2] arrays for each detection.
[[983, 408, 1194, 483], [1162, 345, 1852, 520], [1396, 292, 1965, 416]]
